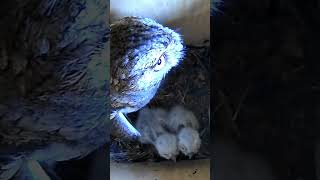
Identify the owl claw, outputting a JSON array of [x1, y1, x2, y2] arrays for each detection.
[[111, 112, 141, 141]]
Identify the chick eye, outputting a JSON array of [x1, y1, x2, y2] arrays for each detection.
[[181, 146, 186, 151], [154, 54, 166, 71]]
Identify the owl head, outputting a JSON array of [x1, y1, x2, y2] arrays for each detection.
[[110, 17, 184, 114]]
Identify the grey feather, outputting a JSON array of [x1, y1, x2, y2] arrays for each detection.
[[0, 0, 109, 179], [110, 16, 185, 117]]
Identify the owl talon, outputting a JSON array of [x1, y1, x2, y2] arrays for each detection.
[[111, 112, 141, 141]]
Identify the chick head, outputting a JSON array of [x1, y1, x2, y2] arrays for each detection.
[[177, 127, 201, 159], [154, 133, 179, 161]]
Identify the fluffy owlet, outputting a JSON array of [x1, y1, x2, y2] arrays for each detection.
[[166, 105, 201, 158], [135, 107, 178, 161], [110, 17, 185, 139]]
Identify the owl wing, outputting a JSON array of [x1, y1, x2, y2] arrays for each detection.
[[0, 0, 109, 162]]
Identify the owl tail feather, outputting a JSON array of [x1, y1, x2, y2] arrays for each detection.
[[0, 157, 59, 180]]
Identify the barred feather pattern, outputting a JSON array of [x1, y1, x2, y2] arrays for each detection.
[[110, 17, 185, 115], [0, 0, 109, 179]]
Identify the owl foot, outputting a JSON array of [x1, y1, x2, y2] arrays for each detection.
[[111, 112, 141, 141]]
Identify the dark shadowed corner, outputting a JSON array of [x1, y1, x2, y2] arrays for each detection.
[[55, 144, 109, 180], [212, 0, 314, 180]]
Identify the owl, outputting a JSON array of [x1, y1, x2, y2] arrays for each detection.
[[110, 17, 185, 140]]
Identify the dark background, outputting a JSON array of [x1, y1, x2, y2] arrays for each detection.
[[213, 0, 318, 179], [55, 144, 109, 180]]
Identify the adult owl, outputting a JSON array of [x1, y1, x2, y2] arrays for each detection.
[[110, 17, 185, 140]]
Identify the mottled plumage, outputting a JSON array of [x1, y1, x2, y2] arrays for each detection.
[[110, 17, 185, 139], [110, 17, 184, 114], [0, 1, 108, 179]]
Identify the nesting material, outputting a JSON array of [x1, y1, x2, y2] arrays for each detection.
[[110, 45, 210, 162]]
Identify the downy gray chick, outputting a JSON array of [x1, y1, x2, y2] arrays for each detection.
[[135, 107, 178, 161], [167, 105, 201, 158]]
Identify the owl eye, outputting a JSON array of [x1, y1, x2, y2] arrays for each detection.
[[154, 54, 166, 71]]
